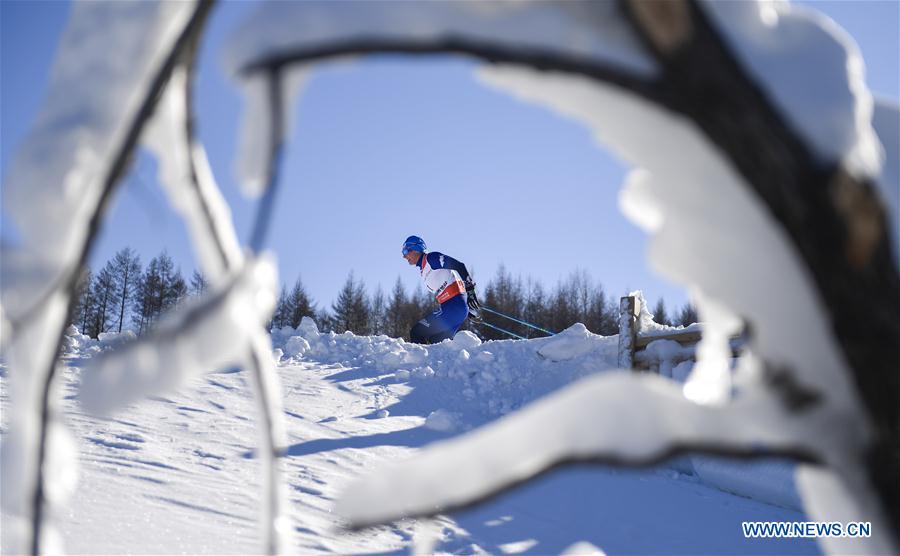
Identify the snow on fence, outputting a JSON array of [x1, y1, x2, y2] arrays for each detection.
[[617, 294, 747, 376]]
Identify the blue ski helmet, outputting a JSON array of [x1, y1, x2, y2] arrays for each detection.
[[402, 235, 427, 256]]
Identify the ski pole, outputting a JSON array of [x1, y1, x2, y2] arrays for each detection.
[[480, 306, 556, 336], [475, 320, 527, 340]]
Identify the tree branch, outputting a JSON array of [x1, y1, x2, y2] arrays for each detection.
[[28, 3, 216, 553], [621, 0, 900, 537]]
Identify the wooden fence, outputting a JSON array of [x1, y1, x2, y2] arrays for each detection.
[[617, 295, 746, 372]]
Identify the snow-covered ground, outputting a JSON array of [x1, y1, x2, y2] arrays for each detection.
[[1, 321, 819, 555]]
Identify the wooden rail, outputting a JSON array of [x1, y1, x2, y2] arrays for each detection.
[[617, 295, 745, 372]]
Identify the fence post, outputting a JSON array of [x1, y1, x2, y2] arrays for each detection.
[[617, 295, 638, 369]]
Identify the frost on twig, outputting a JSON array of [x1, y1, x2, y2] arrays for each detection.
[[139, 50, 291, 553], [797, 464, 897, 555], [0, 2, 208, 554], [336, 371, 825, 527], [142, 64, 243, 279]]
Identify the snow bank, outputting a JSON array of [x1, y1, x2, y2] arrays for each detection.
[[271, 318, 807, 516], [537, 323, 603, 362], [61, 326, 137, 356], [57, 315, 808, 517], [271, 318, 619, 422]]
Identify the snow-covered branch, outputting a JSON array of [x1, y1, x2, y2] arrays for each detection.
[[1, 3, 213, 554], [139, 39, 291, 553], [337, 371, 829, 527]]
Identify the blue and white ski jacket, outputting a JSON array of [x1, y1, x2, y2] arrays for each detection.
[[416, 252, 472, 305]]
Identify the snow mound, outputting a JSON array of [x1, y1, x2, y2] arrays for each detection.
[[425, 409, 459, 433], [270, 319, 619, 420], [450, 330, 482, 350], [537, 323, 601, 362], [61, 327, 138, 356], [283, 336, 311, 358], [54, 320, 807, 519]]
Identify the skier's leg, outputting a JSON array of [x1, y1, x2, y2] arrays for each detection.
[[409, 318, 431, 343], [427, 297, 468, 343], [410, 308, 445, 344]]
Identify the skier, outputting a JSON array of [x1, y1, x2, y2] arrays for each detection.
[[402, 235, 480, 344]]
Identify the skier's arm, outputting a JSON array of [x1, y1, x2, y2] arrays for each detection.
[[428, 252, 473, 285]]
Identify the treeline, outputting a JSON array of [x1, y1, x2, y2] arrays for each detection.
[[477, 265, 698, 340], [72, 248, 697, 342], [269, 273, 436, 342], [273, 264, 698, 342], [71, 248, 207, 338]]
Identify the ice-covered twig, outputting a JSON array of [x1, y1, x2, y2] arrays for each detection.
[[796, 464, 897, 555], [143, 63, 241, 278], [226, 1, 658, 81], [248, 70, 285, 251], [0, 3, 214, 554], [140, 44, 289, 553]]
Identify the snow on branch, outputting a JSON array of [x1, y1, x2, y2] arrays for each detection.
[[142, 64, 243, 279], [140, 45, 291, 553], [1, 3, 212, 554], [337, 371, 831, 527], [223, 1, 663, 198], [225, 1, 657, 79], [797, 464, 898, 555]]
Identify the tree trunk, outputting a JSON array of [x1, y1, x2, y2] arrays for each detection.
[[624, 0, 900, 536]]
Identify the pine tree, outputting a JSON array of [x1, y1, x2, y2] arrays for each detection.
[[370, 285, 386, 336], [385, 277, 408, 339], [332, 275, 355, 333], [677, 302, 699, 326], [110, 247, 141, 333], [522, 279, 546, 328], [159, 253, 187, 311], [72, 268, 94, 333], [131, 251, 187, 334], [288, 276, 316, 329], [332, 272, 370, 334], [271, 285, 289, 330], [569, 269, 593, 326], [487, 264, 523, 315], [653, 298, 670, 327], [316, 308, 333, 333], [87, 262, 117, 338], [133, 256, 161, 334], [190, 270, 209, 296], [482, 264, 525, 339], [598, 293, 618, 335], [588, 285, 617, 336], [350, 276, 370, 335], [548, 278, 579, 336]]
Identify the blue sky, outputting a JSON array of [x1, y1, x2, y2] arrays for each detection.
[[2, 1, 898, 315]]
